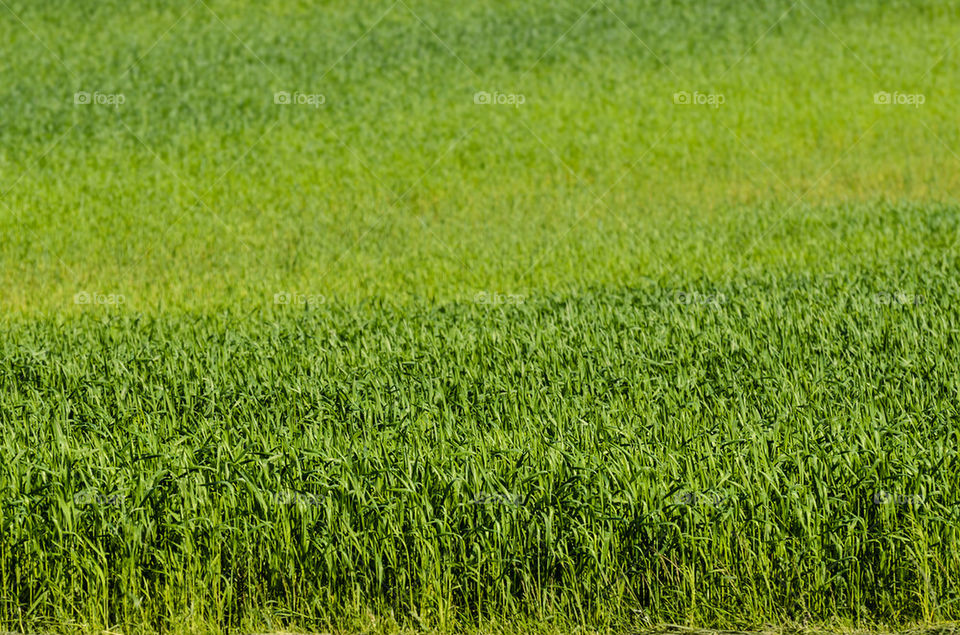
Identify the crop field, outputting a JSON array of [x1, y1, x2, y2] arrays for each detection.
[[2, 0, 960, 633]]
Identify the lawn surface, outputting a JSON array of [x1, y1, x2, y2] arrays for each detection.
[[1, 1, 959, 633]]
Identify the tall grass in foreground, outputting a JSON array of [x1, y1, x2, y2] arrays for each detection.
[[2, 272, 958, 633]]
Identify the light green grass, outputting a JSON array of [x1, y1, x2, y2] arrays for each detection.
[[2, 0, 959, 309], [1, 1, 959, 633]]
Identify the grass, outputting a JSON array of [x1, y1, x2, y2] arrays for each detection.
[[4, 279, 960, 632], [2, 0, 959, 309], [1, 0, 960, 633]]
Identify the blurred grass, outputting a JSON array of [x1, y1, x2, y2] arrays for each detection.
[[1, 0, 959, 311]]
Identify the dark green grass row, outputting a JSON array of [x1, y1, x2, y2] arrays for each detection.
[[2, 269, 959, 633]]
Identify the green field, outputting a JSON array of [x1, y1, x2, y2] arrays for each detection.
[[2, 0, 960, 633]]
